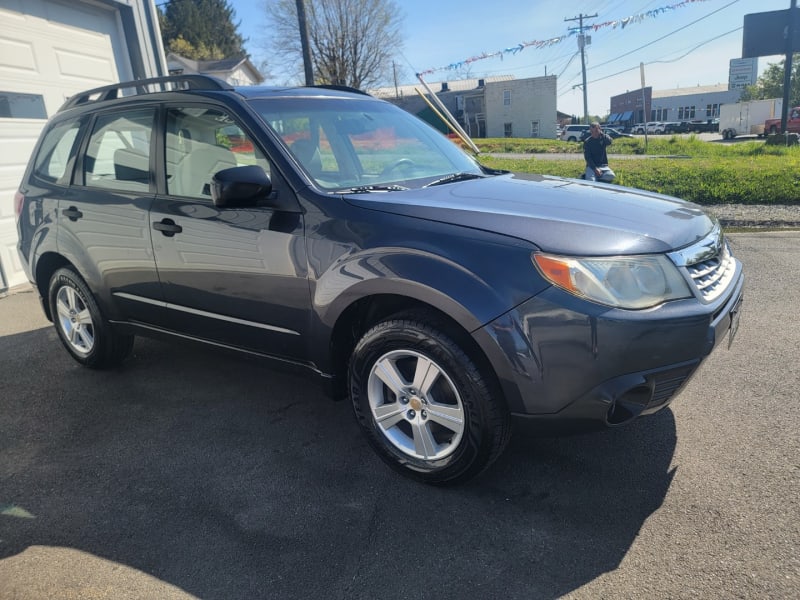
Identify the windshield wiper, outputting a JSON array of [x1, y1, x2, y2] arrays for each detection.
[[335, 184, 409, 193], [423, 172, 486, 188]]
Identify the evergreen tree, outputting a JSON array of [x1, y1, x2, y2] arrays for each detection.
[[160, 0, 246, 60]]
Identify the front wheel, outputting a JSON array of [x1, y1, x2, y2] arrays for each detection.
[[349, 314, 510, 484], [48, 267, 134, 369]]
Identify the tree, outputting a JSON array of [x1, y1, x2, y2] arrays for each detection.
[[160, 0, 246, 60], [264, 0, 404, 89], [739, 54, 800, 107]]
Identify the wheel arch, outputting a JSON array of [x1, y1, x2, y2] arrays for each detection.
[[34, 252, 72, 321], [326, 292, 506, 409]]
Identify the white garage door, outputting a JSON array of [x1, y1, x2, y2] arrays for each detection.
[[0, 0, 123, 290]]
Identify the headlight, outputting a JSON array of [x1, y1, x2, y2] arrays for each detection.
[[533, 253, 692, 309]]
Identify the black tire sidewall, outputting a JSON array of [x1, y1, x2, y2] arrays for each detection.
[[349, 319, 499, 484]]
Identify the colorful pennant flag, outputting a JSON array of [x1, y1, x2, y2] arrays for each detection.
[[415, 0, 712, 76]]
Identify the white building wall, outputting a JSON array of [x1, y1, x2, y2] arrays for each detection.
[[484, 76, 557, 139]]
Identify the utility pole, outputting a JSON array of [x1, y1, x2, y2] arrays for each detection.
[[780, 0, 798, 135], [295, 0, 314, 86], [565, 13, 597, 124]]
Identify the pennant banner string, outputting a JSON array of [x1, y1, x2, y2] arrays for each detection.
[[415, 0, 712, 77]]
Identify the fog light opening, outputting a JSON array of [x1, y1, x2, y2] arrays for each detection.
[[607, 385, 653, 426]]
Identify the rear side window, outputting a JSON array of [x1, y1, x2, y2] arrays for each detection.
[[83, 108, 155, 192], [33, 118, 83, 184]]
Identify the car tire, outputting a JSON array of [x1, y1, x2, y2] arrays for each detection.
[[48, 267, 134, 369], [349, 313, 510, 485]]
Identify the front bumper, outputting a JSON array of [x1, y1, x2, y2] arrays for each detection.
[[475, 262, 744, 432]]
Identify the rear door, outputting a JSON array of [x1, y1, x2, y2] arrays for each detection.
[[149, 104, 310, 359], [61, 106, 163, 323]]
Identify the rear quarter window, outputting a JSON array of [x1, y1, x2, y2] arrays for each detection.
[[33, 118, 83, 184]]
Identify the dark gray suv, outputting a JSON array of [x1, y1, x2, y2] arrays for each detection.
[[15, 75, 744, 484]]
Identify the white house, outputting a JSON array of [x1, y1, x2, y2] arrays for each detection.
[[0, 0, 167, 293], [370, 75, 558, 141], [167, 52, 264, 86]]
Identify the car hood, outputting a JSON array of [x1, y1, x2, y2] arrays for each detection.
[[343, 173, 715, 255]]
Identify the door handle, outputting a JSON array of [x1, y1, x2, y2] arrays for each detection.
[[153, 218, 183, 237], [62, 206, 83, 221]]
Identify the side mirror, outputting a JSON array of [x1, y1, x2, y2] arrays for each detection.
[[211, 165, 272, 207]]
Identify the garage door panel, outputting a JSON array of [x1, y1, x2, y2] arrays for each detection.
[[55, 47, 116, 84], [0, 37, 37, 74]]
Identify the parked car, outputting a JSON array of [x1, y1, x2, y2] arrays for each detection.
[[688, 119, 720, 133], [15, 75, 744, 484], [632, 122, 665, 135], [580, 126, 633, 141], [560, 124, 591, 142], [663, 121, 691, 134]]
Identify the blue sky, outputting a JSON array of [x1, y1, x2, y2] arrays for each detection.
[[228, 0, 792, 117]]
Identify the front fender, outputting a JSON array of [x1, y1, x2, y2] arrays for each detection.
[[314, 245, 539, 332]]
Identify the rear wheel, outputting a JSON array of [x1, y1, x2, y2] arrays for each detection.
[[48, 267, 134, 369], [769, 125, 778, 135], [349, 314, 510, 484]]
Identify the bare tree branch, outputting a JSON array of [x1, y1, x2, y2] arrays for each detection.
[[263, 0, 404, 89]]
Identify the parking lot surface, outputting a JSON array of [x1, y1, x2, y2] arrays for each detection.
[[1, 232, 798, 599]]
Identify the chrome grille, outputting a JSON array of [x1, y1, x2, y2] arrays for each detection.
[[685, 240, 736, 302], [668, 224, 738, 303]]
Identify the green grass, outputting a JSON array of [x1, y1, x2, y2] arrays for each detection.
[[474, 137, 800, 204]]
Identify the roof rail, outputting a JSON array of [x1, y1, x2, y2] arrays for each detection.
[[60, 74, 234, 110], [311, 84, 371, 96]]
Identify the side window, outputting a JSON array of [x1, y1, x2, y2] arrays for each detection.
[[166, 106, 270, 199], [83, 108, 154, 192], [33, 118, 83, 184]]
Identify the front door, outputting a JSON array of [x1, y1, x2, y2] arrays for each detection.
[[150, 105, 310, 359]]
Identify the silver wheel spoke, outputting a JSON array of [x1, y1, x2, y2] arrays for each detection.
[[411, 421, 438, 458], [374, 357, 406, 398], [75, 325, 93, 350], [373, 402, 407, 429], [75, 307, 92, 324], [56, 298, 72, 321], [65, 287, 79, 311], [412, 356, 440, 397], [426, 402, 464, 432]]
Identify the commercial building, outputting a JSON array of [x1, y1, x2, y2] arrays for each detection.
[[609, 84, 742, 129]]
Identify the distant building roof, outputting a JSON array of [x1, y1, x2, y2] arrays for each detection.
[[369, 75, 515, 99], [652, 84, 730, 99], [166, 52, 264, 85]]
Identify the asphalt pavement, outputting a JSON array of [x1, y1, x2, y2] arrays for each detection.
[[1, 232, 798, 599]]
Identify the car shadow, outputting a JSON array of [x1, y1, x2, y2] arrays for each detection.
[[1, 330, 676, 599]]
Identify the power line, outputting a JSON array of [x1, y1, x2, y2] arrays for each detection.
[[590, 0, 742, 71], [583, 26, 743, 87]]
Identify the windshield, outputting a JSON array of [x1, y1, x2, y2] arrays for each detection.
[[248, 97, 484, 191]]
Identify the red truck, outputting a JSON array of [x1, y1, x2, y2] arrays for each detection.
[[765, 106, 800, 135]]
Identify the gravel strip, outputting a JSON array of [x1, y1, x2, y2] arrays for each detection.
[[703, 204, 800, 228]]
